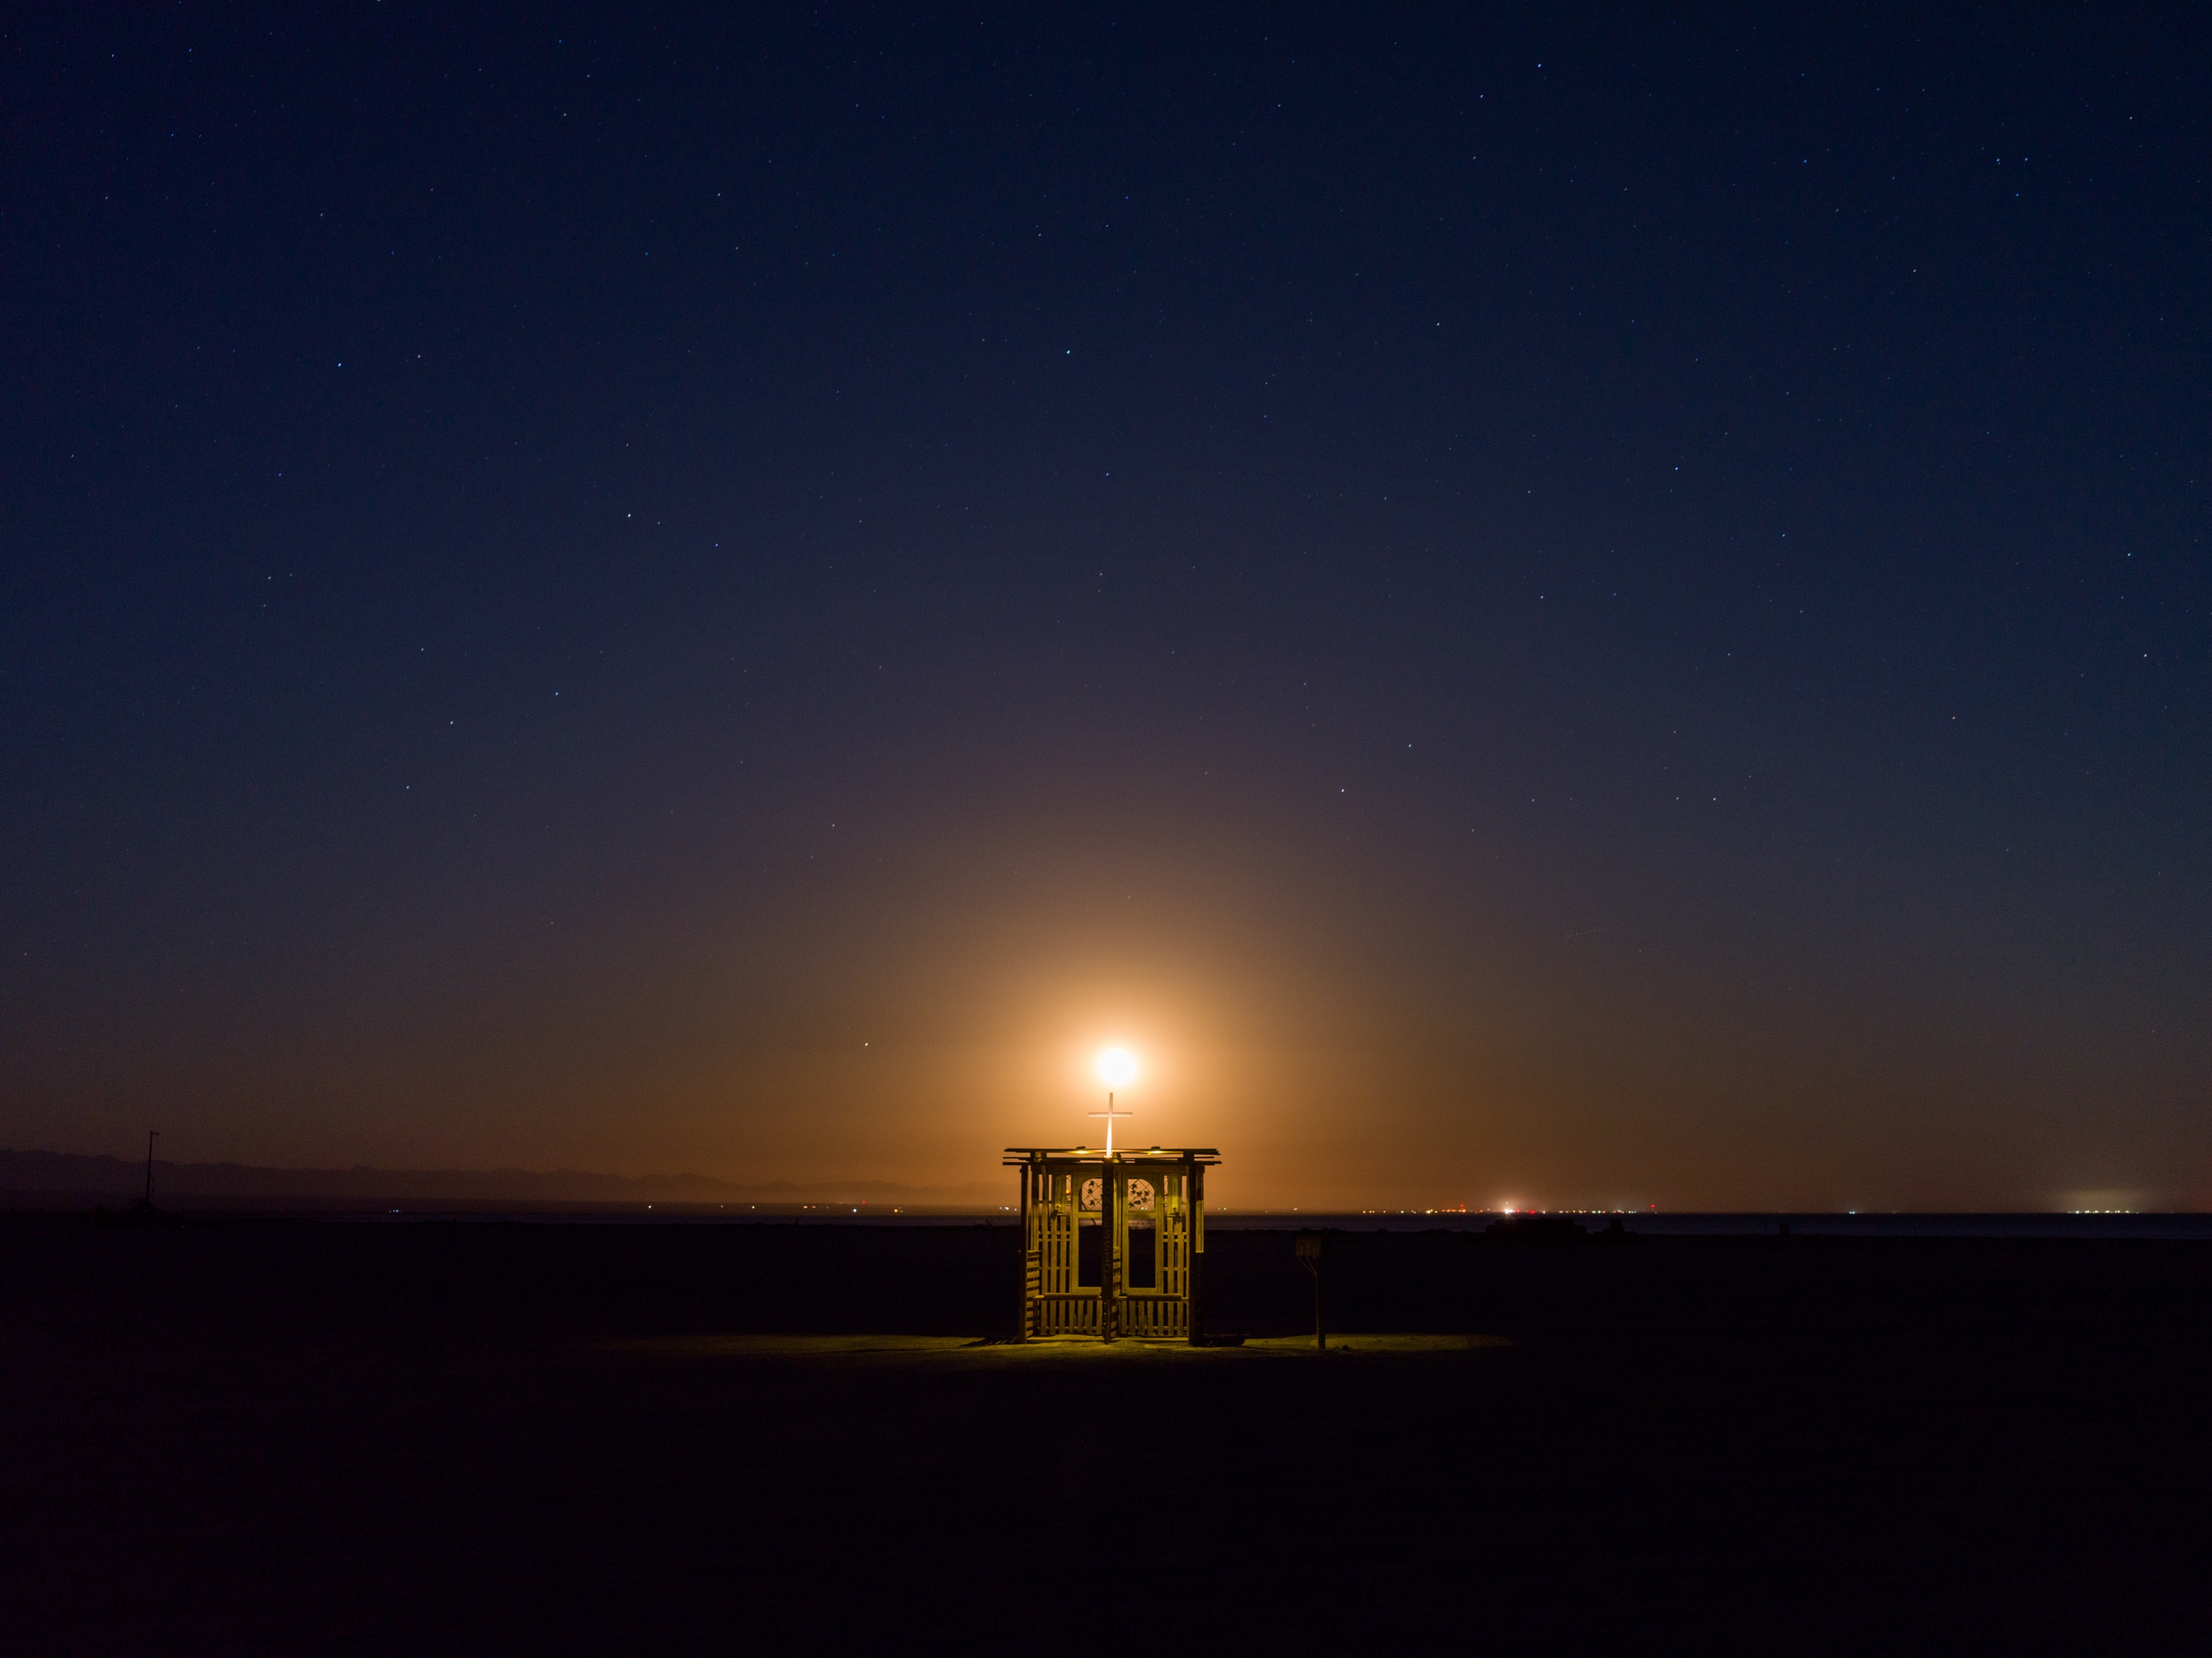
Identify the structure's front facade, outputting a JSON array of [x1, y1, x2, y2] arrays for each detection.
[[1005, 1147, 1219, 1342]]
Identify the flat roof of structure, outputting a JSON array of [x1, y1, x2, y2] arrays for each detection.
[[1002, 1147, 1219, 1164]]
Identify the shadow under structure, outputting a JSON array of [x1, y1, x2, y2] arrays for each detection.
[[1006, 1146, 1220, 1343]]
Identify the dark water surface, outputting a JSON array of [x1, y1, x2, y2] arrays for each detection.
[[1219, 1210, 2212, 1238]]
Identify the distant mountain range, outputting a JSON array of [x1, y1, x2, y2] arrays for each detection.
[[0, 1149, 999, 1208]]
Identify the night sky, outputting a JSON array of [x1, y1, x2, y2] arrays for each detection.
[[5, 5, 2206, 1209]]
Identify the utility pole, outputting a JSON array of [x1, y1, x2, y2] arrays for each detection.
[[143, 1129, 158, 1208]]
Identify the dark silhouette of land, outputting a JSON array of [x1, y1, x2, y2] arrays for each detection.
[[5, 1216, 2207, 1650], [0, 1147, 995, 1210]]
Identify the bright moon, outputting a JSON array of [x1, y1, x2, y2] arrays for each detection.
[[1094, 1045, 1139, 1088]]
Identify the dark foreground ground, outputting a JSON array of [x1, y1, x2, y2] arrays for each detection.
[[6, 1217, 2210, 1653]]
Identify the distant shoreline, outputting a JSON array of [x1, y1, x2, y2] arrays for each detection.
[[5, 1192, 2209, 1239]]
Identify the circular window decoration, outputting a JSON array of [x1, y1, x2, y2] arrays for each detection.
[[1126, 1179, 1157, 1212], [1080, 1178, 1102, 1211]]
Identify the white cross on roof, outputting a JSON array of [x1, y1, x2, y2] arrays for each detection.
[[1088, 1093, 1133, 1154]]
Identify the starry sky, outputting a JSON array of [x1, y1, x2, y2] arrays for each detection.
[[4, 4, 2206, 1209]]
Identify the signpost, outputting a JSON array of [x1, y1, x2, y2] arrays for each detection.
[[1296, 1231, 1327, 1351]]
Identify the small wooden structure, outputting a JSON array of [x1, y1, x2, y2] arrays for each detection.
[[1005, 1146, 1219, 1342]]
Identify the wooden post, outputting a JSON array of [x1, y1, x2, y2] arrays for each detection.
[[1016, 1160, 1032, 1341], [1187, 1160, 1205, 1344], [1100, 1160, 1118, 1343]]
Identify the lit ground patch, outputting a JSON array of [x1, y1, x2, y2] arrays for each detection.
[[1241, 1334, 1511, 1353], [611, 1335, 982, 1360], [610, 1333, 1510, 1362]]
